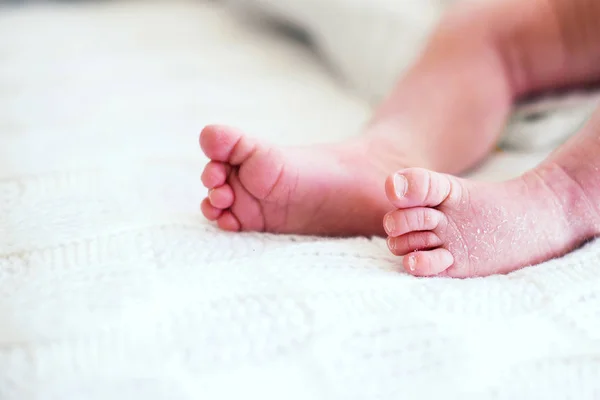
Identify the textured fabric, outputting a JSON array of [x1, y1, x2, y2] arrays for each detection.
[[2, 1, 600, 399], [229, 0, 600, 151]]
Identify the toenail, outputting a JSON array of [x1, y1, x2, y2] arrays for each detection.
[[384, 215, 395, 234], [406, 254, 416, 271], [386, 236, 395, 250], [393, 174, 408, 198]]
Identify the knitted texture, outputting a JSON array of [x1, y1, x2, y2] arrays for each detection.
[[2, 2, 600, 399]]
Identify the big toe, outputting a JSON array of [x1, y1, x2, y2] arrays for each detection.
[[200, 125, 257, 164], [385, 168, 454, 209]]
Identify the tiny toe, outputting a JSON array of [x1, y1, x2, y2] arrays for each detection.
[[201, 198, 223, 221], [384, 207, 445, 237], [200, 125, 257, 164], [208, 185, 235, 209], [217, 211, 242, 232], [201, 161, 230, 188], [387, 232, 443, 256], [385, 168, 454, 209], [403, 249, 454, 277]]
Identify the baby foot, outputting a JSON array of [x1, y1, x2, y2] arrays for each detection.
[[384, 161, 600, 277], [200, 125, 405, 236], [198, 30, 515, 238]]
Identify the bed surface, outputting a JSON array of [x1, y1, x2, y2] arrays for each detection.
[[2, 1, 600, 399]]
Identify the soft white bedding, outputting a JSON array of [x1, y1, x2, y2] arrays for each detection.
[[2, 1, 600, 399]]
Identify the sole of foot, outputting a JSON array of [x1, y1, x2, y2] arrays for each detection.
[[199, 124, 402, 236]]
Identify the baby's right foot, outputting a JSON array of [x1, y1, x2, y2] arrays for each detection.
[[200, 125, 406, 236]]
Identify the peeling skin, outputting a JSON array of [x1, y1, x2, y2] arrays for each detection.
[[384, 112, 600, 277]]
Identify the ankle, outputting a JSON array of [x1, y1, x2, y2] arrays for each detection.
[[526, 163, 600, 239], [346, 132, 432, 173]]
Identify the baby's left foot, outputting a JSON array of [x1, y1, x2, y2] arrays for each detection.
[[384, 112, 600, 277], [384, 167, 599, 277]]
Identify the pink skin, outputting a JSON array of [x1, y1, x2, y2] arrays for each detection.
[[384, 110, 600, 277], [200, 0, 600, 277], [199, 125, 402, 236], [380, 0, 600, 277]]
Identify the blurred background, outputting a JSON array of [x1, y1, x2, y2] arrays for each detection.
[[3, 0, 586, 185], [1, 0, 376, 177]]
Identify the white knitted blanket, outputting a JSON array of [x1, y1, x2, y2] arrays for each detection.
[[3, 1, 600, 399]]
